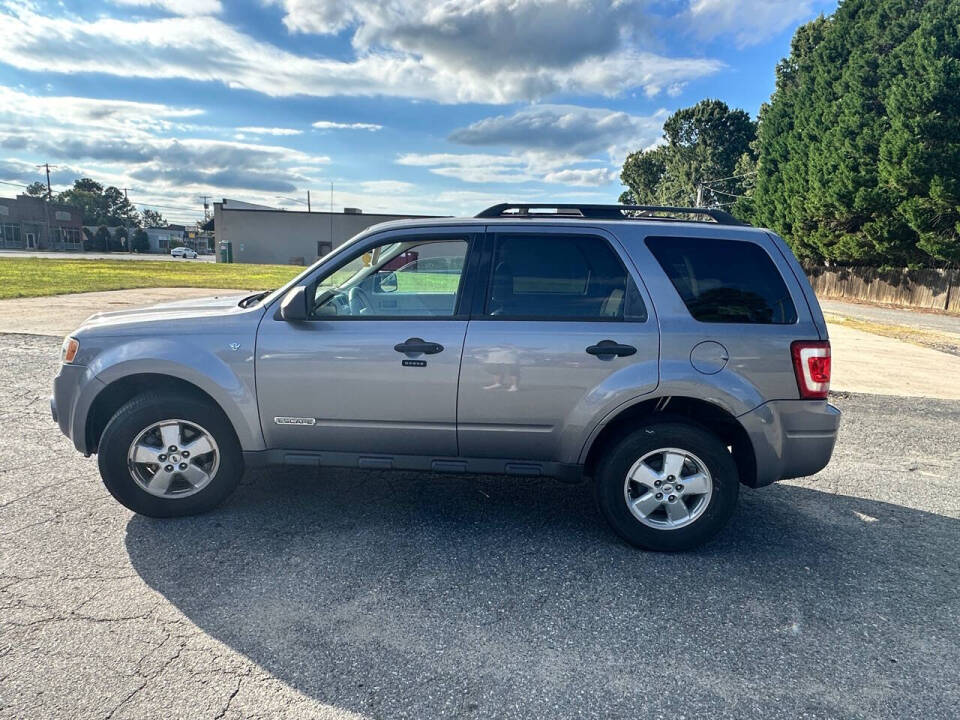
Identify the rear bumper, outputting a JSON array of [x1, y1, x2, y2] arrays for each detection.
[[738, 399, 841, 487]]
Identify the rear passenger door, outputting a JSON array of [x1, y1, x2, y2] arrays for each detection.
[[456, 227, 659, 464]]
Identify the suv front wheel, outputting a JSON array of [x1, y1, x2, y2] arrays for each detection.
[[595, 421, 739, 551], [97, 392, 243, 517]]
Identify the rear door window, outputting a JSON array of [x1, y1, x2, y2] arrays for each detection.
[[646, 236, 797, 324], [485, 234, 646, 321]]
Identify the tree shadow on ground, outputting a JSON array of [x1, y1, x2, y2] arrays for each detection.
[[125, 468, 960, 719]]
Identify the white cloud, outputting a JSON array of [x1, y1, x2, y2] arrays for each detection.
[[542, 168, 618, 186], [0, 158, 83, 187], [278, 0, 629, 72], [111, 0, 223, 16], [396, 149, 619, 187], [438, 103, 667, 189], [449, 104, 667, 163], [686, 0, 823, 47], [0, 5, 723, 104], [237, 126, 303, 135], [359, 180, 417, 193], [0, 86, 202, 136], [0, 85, 328, 196], [312, 121, 383, 131], [397, 152, 534, 184]]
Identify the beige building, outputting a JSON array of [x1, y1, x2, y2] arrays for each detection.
[[213, 199, 439, 265]]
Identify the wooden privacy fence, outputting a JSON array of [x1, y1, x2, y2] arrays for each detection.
[[804, 266, 960, 314]]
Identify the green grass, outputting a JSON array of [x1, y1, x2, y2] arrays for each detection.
[[0, 257, 302, 300]]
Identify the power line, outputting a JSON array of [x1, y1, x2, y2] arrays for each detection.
[[701, 170, 758, 186], [136, 201, 205, 212], [705, 187, 747, 199]]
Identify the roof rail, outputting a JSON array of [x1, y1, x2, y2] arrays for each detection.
[[475, 203, 748, 226]]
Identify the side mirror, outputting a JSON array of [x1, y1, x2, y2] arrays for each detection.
[[280, 285, 309, 321]]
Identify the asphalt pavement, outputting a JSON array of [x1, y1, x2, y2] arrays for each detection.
[[820, 298, 960, 335], [1, 334, 958, 719]]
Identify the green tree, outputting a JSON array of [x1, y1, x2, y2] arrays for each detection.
[[56, 178, 141, 227], [619, 100, 756, 214], [131, 228, 150, 253], [753, 0, 960, 267], [57, 179, 104, 225], [620, 146, 669, 205], [141, 208, 167, 228], [25, 181, 48, 198]]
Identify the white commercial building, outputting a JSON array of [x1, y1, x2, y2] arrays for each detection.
[[213, 199, 439, 265]]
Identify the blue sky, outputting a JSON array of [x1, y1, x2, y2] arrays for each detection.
[[0, 0, 836, 224]]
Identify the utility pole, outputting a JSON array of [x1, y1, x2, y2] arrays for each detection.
[[695, 182, 704, 208], [37, 162, 57, 199], [307, 190, 311, 212], [36, 163, 57, 250]]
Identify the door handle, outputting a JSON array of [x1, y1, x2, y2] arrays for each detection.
[[394, 337, 444, 355], [586, 340, 637, 358]]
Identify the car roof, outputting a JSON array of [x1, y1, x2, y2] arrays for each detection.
[[355, 215, 774, 238]]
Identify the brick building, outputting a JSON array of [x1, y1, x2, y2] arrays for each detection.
[[0, 194, 84, 251]]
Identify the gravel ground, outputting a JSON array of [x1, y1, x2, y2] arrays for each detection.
[[1, 334, 958, 719]]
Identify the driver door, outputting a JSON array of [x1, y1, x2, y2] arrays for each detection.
[[256, 228, 478, 457]]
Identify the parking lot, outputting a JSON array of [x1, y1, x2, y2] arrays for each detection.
[[1, 332, 959, 719]]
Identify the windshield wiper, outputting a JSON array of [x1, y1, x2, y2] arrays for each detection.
[[238, 290, 270, 308]]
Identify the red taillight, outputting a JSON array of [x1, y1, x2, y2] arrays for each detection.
[[791, 340, 831, 399]]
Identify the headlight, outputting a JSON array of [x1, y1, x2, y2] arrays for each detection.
[[61, 337, 79, 364]]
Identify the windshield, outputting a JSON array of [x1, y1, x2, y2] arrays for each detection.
[[251, 229, 373, 308]]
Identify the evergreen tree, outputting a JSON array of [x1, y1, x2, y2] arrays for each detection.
[[93, 225, 111, 252], [113, 227, 128, 252], [754, 0, 960, 266], [131, 229, 150, 253]]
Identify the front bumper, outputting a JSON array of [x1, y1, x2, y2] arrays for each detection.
[[737, 399, 841, 487], [52, 363, 104, 454]]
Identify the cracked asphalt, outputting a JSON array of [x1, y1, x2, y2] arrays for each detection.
[[1, 333, 959, 719]]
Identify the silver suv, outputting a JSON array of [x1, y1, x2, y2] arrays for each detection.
[[52, 203, 840, 550]]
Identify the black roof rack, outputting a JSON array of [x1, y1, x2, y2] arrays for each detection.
[[475, 203, 747, 226]]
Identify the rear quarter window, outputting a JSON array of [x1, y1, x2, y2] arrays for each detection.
[[646, 236, 797, 324]]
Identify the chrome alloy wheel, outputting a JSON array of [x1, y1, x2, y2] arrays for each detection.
[[127, 419, 220, 499], [623, 447, 713, 530]]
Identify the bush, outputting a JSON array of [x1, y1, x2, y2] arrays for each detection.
[[131, 229, 149, 253], [113, 227, 128, 252], [93, 225, 111, 252]]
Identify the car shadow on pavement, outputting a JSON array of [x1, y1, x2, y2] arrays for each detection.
[[125, 468, 959, 718]]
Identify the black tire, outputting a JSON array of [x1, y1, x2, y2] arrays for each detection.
[[97, 392, 243, 517], [595, 421, 739, 551]]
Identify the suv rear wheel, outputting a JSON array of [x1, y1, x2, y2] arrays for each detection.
[[595, 421, 739, 551], [97, 392, 243, 517]]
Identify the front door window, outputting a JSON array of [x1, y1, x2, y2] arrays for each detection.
[[311, 238, 468, 318]]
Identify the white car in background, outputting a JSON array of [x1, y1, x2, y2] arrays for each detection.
[[170, 246, 198, 259]]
